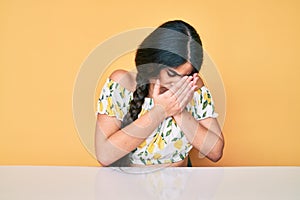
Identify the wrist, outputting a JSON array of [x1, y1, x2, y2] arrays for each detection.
[[173, 108, 187, 118], [173, 109, 189, 125], [152, 105, 167, 120]]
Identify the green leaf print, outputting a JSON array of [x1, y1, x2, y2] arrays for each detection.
[[157, 124, 162, 132], [167, 118, 172, 128], [144, 151, 148, 156], [120, 88, 125, 98], [173, 150, 178, 157], [202, 111, 207, 118], [116, 101, 121, 108], [166, 130, 171, 137], [171, 137, 178, 142], [200, 93, 203, 103], [202, 100, 208, 110], [140, 157, 146, 165], [157, 159, 162, 164], [153, 133, 158, 143], [137, 151, 143, 156], [179, 154, 185, 160]]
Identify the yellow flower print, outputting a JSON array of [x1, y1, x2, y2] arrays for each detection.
[[204, 92, 211, 104], [147, 133, 159, 153], [147, 142, 155, 154], [174, 139, 183, 149], [106, 97, 113, 115], [190, 99, 195, 107], [107, 96, 112, 106], [99, 102, 103, 112], [107, 80, 114, 89], [120, 88, 125, 98], [146, 160, 152, 165], [139, 108, 148, 117], [138, 140, 147, 148], [153, 153, 161, 159], [114, 104, 123, 118], [157, 135, 165, 150], [164, 160, 172, 164]]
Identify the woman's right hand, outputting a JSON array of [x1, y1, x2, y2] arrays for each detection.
[[152, 76, 196, 117]]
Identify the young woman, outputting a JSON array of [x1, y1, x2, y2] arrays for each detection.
[[95, 20, 224, 167]]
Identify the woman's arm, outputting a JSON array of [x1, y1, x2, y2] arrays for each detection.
[[173, 75, 224, 162], [173, 112, 224, 162], [95, 105, 166, 166], [95, 72, 195, 166]]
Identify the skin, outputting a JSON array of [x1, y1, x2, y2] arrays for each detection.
[[95, 62, 224, 166]]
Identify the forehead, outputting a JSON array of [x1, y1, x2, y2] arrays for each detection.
[[171, 62, 194, 74]]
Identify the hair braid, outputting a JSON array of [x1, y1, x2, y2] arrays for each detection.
[[121, 73, 149, 128]]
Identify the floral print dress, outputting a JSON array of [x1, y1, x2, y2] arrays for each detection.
[[97, 78, 218, 165]]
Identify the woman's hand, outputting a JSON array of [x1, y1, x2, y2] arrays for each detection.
[[171, 73, 204, 119], [152, 76, 197, 117]]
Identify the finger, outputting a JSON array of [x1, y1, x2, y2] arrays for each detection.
[[193, 76, 200, 90], [193, 73, 198, 86], [168, 76, 188, 95], [177, 80, 196, 103], [193, 73, 197, 80], [152, 79, 160, 98], [179, 85, 197, 109], [175, 76, 193, 99], [177, 81, 194, 102], [175, 76, 192, 96]]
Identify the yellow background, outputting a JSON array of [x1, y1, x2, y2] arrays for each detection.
[[1, 0, 299, 166]]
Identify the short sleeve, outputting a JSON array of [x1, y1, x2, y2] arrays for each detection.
[[97, 78, 132, 121], [187, 86, 219, 120]]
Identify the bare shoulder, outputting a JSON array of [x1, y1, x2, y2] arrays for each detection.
[[109, 69, 136, 92]]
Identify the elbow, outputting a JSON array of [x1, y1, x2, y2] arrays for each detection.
[[95, 145, 113, 167], [207, 139, 224, 162], [209, 150, 223, 162], [95, 149, 115, 167], [97, 160, 108, 167], [96, 154, 113, 167]]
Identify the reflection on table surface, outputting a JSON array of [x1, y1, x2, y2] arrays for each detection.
[[0, 166, 299, 200]]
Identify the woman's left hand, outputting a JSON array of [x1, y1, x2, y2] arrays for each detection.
[[172, 73, 204, 118]]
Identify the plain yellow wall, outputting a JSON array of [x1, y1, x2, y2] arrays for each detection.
[[1, 0, 299, 166]]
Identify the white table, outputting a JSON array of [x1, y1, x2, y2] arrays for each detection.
[[0, 166, 299, 200]]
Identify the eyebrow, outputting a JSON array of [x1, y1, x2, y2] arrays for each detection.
[[167, 68, 191, 77]]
